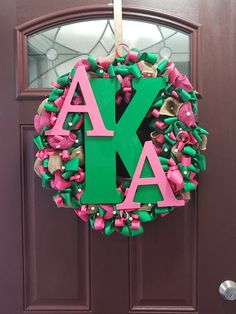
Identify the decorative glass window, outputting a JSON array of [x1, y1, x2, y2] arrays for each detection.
[[27, 19, 190, 88]]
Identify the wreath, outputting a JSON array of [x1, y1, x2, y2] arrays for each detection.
[[33, 48, 208, 237]]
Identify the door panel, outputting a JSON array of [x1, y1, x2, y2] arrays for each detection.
[[21, 126, 90, 311], [130, 203, 197, 311], [1, 1, 236, 314]]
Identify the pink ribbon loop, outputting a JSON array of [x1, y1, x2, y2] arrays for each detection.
[[176, 131, 190, 151], [74, 205, 89, 222], [50, 170, 71, 190], [167, 158, 184, 192], [53, 195, 64, 207], [70, 170, 85, 182], [94, 217, 105, 230], [36, 148, 55, 160]]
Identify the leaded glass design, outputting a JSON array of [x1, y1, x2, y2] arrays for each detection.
[[27, 19, 190, 88]]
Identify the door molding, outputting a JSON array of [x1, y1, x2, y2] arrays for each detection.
[[15, 4, 201, 99]]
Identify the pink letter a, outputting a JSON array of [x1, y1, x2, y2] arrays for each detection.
[[117, 141, 184, 210], [45, 66, 114, 137]]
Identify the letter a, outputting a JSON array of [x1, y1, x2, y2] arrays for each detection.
[[45, 66, 114, 137], [116, 141, 185, 210]]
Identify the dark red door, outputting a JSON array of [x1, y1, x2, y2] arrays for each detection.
[[1, 1, 236, 313]]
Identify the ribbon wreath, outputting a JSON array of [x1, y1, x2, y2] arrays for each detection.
[[33, 48, 208, 237]]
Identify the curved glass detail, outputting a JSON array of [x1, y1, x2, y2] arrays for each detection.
[[27, 19, 190, 88]]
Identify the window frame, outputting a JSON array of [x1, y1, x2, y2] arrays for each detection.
[[15, 5, 201, 99]]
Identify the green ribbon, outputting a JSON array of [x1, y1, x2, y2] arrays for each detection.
[[140, 52, 158, 64], [128, 64, 142, 78], [44, 102, 59, 113], [88, 56, 98, 71], [120, 225, 144, 237], [33, 135, 45, 150], [108, 64, 115, 77], [65, 158, 80, 172], [183, 180, 196, 192], [57, 73, 70, 87], [157, 59, 169, 73], [104, 221, 116, 235], [182, 145, 197, 157], [43, 158, 49, 168]]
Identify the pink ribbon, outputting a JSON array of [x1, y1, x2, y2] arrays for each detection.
[[94, 217, 105, 230], [37, 163, 47, 175], [116, 74, 133, 104], [167, 158, 184, 192], [131, 219, 141, 230], [181, 155, 192, 166], [36, 148, 55, 160], [74, 58, 91, 71], [53, 195, 64, 207], [50, 112, 57, 126], [189, 172, 198, 187], [167, 63, 193, 92], [100, 204, 114, 220], [75, 189, 84, 200], [96, 57, 111, 71], [62, 150, 70, 162], [176, 131, 190, 151], [34, 110, 51, 133], [50, 170, 71, 190], [70, 169, 85, 182], [151, 108, 160, 118], [72, 95, 84, 105], [74, 205, 89, 222], [178, 102, 196, 127], [47, 132, 76, 149], [168, 131, 176, 141], [51, 81, 62, 89]]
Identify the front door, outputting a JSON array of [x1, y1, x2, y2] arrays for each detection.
[[1, 1, 236, 313]]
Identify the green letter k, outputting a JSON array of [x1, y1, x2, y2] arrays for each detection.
[[81, 77, 166, 205]]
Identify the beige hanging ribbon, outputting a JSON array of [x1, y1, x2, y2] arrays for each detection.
[[114, 0, 123, 54]]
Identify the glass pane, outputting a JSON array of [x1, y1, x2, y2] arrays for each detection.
[[27, 19, 190, 88]]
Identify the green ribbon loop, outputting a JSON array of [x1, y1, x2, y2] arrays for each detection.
[[104, 221, 116, 235], [194, 154, 206, 170], [176, 88, 192, 102], [157, 59, 169, 73], [128, 64, 142, 78], [61, 190, 72, 206], [44, 102, 59, 113], [41, 172, 52, 182], [173, 121, 188, 134], [108, 64, 115, 77], [137, 211, 155, 222], [153, 99, 164, 108], [195, 126, 209, 136], [183, 180, 196, 192], [164, 117, 178, 124], [114, 65, 129, 76], [33, 135, 45, 150], [88, 56, 98, 71], [164, 134, 176, 145], [62, 170, 74, 180], [120, 225, 144, 237], [43, 158, 49, 168], [162, 143, 171, 157], [57, 73, 70, 87], [72, 197, 81, 208], [140, 52, 158, 64], [182, 145, 197, 157], [178, 164, 190, 178], [65, 158, 80, 172]]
